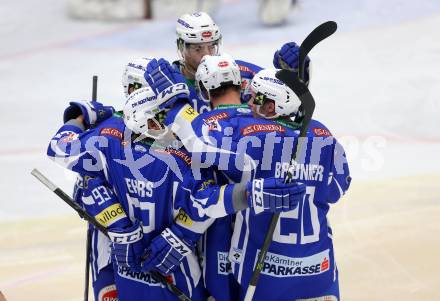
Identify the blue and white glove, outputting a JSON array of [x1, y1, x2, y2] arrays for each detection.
[[141, 224, 193, 275], [108, 221, 145, 271], [247, 177, 306, 215], [273, 42, 310, 83], [63, 100, 115, 128], [144, 58, 190, 109]]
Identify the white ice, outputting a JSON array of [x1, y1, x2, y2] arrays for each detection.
[[1, 0, 440, 220]]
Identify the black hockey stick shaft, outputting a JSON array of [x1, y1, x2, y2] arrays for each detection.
[[92, 75, 98, 101], [30, 169, 192, 301], [84, 75, 98, 301], [244, 21, 337, 301]]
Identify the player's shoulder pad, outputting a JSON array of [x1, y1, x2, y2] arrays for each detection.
[[308, 119, 333, 137]]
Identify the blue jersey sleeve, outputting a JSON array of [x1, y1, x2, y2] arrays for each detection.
[[47, 120, 119, 179]]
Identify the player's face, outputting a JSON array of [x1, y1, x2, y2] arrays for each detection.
[[248, 90, 275, 118], [183, 41, 219, 70]]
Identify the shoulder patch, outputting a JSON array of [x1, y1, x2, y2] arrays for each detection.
[[241, 124, 286, 136], [312, 127, 332, 137], [100, 127, 123, 140]]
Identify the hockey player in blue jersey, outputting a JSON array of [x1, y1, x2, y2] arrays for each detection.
[[143, 53, 351, 300], [49, 73, 303, 300], [64, 57, 152, 301]]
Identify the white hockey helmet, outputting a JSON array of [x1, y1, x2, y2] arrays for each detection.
[[250, 68, 301, 119], [123, 87, 169, 140], [122, 57, 152, 98], [195, 53, 241, 102], [176, 12, 221, 45]]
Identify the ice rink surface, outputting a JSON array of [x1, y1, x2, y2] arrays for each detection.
[[1, 0, 439, 299]]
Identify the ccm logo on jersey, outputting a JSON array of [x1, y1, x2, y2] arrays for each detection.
[[97, 284, 118, 301], [255, 249, 330, 278]]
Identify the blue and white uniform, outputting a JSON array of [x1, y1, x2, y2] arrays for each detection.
[[166, 103, 351, 301], [169, 59, 262, 301], [47, 114, 252, 301]]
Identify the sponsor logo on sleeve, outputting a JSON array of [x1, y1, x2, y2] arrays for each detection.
[[313, 127, 332, 137], [61, 132, 79, 143], [254, 249, 331, 278], [97, 284, 118, 301], [100, 127, 123, 140], [176, 208, 193, 227], [217, 252, 233, 275], [180, 105, 198, 122], [95, 203, 127, 227], [241, 124, 286, 136]]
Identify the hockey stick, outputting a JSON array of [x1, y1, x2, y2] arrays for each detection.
[[83, 75, 98, 301], [30, 169, 193, 301], [244, 21, 337, 301]]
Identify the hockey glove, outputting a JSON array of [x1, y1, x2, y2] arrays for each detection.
[[108, 220, 145, 271], [141, 224, 194, 275], [273, 42, 310, 83], [144, 58, 190, 109], [247, 177, 306, 215], [63, 100, 115, 128]]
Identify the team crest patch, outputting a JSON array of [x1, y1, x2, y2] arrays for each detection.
[[100, 127, 123, 140], [61, 132, 79, 143], [241, 124, 286, 136], [313, 127, 332, 137]]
